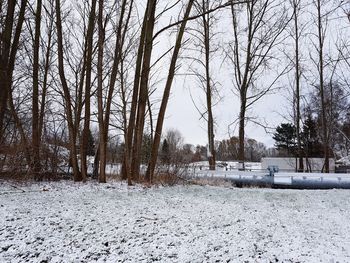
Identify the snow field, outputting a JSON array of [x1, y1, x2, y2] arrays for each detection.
[[0, 181, 350, 262]]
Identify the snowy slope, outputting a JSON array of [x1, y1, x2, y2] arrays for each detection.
[[1, 181, 350, 262]]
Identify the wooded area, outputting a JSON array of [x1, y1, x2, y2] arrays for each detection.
[[0, 0, 349, 183]]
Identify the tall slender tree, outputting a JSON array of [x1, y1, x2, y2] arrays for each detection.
[[80, 0, 97, 181], [291, 0, 304, 172], [131, 0, 157, 181], [188, 0, 218, 170], [32, 0, 43, 176], [97, 0, 133, 183], [314, 0, 329, 172], [55, 0, 82, 181], [228, 0, 289, 169], [97, 0, 106, 183], [122, 2, 149, 183], [146, 0, 195, 183], [201, 0, 216, 171], [0, 0, 27, 145]]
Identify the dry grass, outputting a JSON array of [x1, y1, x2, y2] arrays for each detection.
[[188, 177, 234, 187]]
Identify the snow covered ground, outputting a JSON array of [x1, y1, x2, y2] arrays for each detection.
[[1, 181, 350, 262]]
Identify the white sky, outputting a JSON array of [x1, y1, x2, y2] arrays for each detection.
[[149, 0, 350, 148], [163, 75, 286, 147]]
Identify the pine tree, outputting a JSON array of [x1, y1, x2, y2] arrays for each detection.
[[160, 139, 170, 164], [301, 115, 323, 158], [273, 123, 297, 156]]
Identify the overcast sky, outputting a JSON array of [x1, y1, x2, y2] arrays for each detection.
[[163, 75, 286, 148], [147, 0, 350, 148]]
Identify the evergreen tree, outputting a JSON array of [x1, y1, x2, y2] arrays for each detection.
[[160, 139, 170, 164], [301, 114, 323, 158], [273, 123, 297, 156]]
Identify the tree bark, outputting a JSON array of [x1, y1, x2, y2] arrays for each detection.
[[55, 0, 82, 181], [100, 0, 131, 182], [146, 0, 194, 183], [238, 97, 246, 170], [230, 1, 286, 170], [293, 0, 303, 172], [202, 0, 216, 170], [32, 0, 42, 177], [316, 0, 329, 173], [233, 2, 253, 170], [131, 0, 157, 181], [122, 2, 149, 182], [93, 144, 100, 179], [81, 0, 97, 181], [97, 0, 106, 183], [97, 0, 132, 183], [0, 1, 16, 143], [0, 0, 27, 145]]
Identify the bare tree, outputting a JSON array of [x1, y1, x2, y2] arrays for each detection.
[[39, 0, 55, 147], [316, 0, 328, 172], [1, 0, 55, 176], [200, 0, 216, 171], [311, 0, 333, 172], [115, 16, 137, 185], [55, 0, 82, 181], [96, 0, 106, 183], [145, 0, 195, 183], [130, 0, 157, 181], [227, 0, 290, 169], [80, 0, 97, 181], [291, 0, 304, 172], [32, 0, 43, 176], [188, 0, 220, 170], [97, 0, 133, 183], [121, 1, 150, 183], [0, 0, 27, 146], [145, 0, 253, 182]]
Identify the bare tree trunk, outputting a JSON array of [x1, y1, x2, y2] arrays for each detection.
[[147, 96, 154, 140], [122, 2, 149, 181], [238, 98, 246, 170], [55, 0, 82, 181], [32, 0, 42, 177], [0, 0, 27, 144], [146, 0, 194, 183], [293, 0, 303, 172], [316, 0, 329, 173], [131, 0, 157, 181], [231, 3, 254, 171], [97, 0, 132, 183], [97, 0, 106, 183], [0, 1, 15, 143], [81, 0, 97, 181], [93, 144, 100, 179], [201, 0, 216, 171], [102, 0, 131, 181], [8, 91, 31, 166], [0, 0, 28, 170], [229, 1, 288, 170], [120, 59, 132, 185], [39, 1, 54, 140]]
